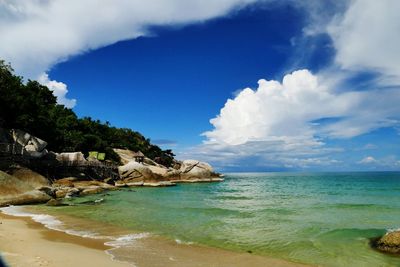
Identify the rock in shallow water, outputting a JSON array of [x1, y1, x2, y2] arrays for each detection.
[[373, 231, 400, 254]]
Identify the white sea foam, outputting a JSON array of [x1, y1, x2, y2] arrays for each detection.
[[0, 206, 63, 231], [105, 233, 150, 248], [104, 233, 150, 267], [386, 228, 400, 233], [0, 206, 102, 239], [175, 238, 194, 245]]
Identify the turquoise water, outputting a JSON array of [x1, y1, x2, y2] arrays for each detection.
[[45, 172, 400, 266]]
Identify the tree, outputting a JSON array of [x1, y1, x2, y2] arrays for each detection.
[[0, 60, 175, 166]]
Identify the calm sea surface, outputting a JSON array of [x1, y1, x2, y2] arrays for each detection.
[[40, 172, 400, 266]]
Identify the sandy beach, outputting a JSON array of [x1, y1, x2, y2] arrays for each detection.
[[0, 212, 129, 267], [0, 209, 308, 267]]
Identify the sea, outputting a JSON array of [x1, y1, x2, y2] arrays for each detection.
[[3, 172, 400, 266]]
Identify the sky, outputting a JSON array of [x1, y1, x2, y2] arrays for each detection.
[[1, 0, 400, 171]]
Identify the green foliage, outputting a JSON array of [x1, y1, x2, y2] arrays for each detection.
[[0, 60, 175, 166]]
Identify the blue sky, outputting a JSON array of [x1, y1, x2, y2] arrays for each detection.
[[1, 0, 399, 171]]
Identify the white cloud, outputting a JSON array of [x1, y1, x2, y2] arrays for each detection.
[[0, 0, 259, 106], [203, 69, 400, 146], [358, 156, 377, 164], [196, 1, 400, 170], [38, 73, 76, 108], [328, 0, 400, 84], [198, 69, 400, 169], [357, 155, 400, 169], [0, 0, 258, 79]]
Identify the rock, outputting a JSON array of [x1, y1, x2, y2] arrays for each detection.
[[36, 186, 56, 198], [80, 186, 104, 196], [211, 177, 225, 182], [113, 148, 138, 165], [65, 188, 80, 198], [53, 177, 78, 187], [113, 148, 166, 168], [118, 161, 160, 182], [172, 160, 182, 170], [74, 180, 114, 189], [10, 129, 48, 158], [56, 152, 87, 164], [179, 160, 217, 180], [55, 188, 69, 198], [103, 177, 114, 185], [0, 190, 52, 206], [0, 169, 49, 198], [147, 165, 169, 177], [143, 181, 176, 187], [374, 231, 400, 254], [125, 181, 144, 187], [8, 167, 49, 188], [115, 181, 127, 187], [46, 198, 68, 206]]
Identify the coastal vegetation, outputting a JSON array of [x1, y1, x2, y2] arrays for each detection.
[[0, 60, 174, 166]]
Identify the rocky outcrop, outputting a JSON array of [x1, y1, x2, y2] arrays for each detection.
[[373, 231, 400, 254], [178, 160, 220, 180], [114, 149, 221, 183], [118, 161, 161, 182]]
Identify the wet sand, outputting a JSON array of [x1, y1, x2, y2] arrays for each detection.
[[0, 209, 309, 267]]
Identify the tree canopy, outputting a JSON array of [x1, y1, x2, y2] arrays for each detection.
[[0, 60, 175, 166]]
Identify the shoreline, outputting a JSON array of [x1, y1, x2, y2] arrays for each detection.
[[0, 206, 309, 267]]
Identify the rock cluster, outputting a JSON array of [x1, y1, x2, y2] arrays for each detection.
[[115, 149, 222, 186], [0, 134, 222, 206]]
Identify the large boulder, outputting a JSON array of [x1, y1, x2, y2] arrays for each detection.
[[113, 148, 137, 165], [0, 169, 53, 206], [179, 160, 216, 180], [0, 168, 48, 196], [10, 129, 48, 158], [118, 161, 160, 182], [0, 189, 52, 206], [374, 231, 400, 254], [8, 167, 49, 188], [56, 152, 87, 164]]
